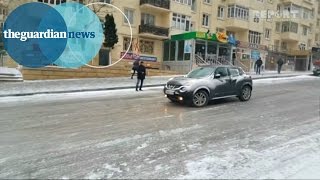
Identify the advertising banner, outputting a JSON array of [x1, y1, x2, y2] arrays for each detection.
[[120, 52, 157, 62]]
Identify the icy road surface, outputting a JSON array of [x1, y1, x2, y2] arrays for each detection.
[[0, 75, 319, 179]]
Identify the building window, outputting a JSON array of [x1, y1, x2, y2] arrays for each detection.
[[218, 6, 224, 19], [281, 42, 287, 50], [172, 13, 191, 31], [253, 13, 260, 23], [302, 26, 308, 36], [124, 9, 134, 24], [274, 40, 280, 51], [316, 33, 320, 42], [191, 0, 196, 11], [203, 0, 211, 4], [308, 39, 312, 49], [299, 43, 306, 50], [276, 22, 280, 32], [264, 28, 271, 39], [97, 0, 111, 3], [38, 0, 62, 5], [173, 0, 192, 6], [38, 0, 87, 5], [202, 14, 210, 27], [227, 5, 249, 21], [139, 40, 154, 54], [0, 8, 7, 16], [248, 31, 261, 44], [141, 13, 155, 25], [281, 21, 298, 33], [123, 37, 133, 52], [303, 9, 310, 19]]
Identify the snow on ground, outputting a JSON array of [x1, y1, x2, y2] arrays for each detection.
[[0, 87, 163, 105], [178, 121, 320, 179], [253, 75, 319, 85]]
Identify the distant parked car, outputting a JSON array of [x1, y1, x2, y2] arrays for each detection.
[[313, 61, 320, 76], [313, 66, 320, 76], [164, 66, 253, 107]]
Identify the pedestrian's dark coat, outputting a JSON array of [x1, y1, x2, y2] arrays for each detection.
[[277, 58, 284, 66], [255, 58, 263, 67], [137, 64, 146, 79]]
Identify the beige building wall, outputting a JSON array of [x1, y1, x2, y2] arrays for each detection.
[[3, 0, 320, 71]]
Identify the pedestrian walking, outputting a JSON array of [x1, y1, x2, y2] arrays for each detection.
[[277, 57, 284, 74], [136, 61, 146, 91], [131, 59, 140, 79], [255, 57, 263, 75]]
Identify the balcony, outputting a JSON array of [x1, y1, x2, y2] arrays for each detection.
[[281, 32, 299, 42], [139, 24, 169, 39], [287, 49, 310, 55], [268, 45, 310, 55], [225, 18, 249, 31], [140, 0, 170, 13]]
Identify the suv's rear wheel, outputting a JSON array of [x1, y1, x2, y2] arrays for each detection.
[[239, 85, 252, 101], [192, 90, 209, 107]]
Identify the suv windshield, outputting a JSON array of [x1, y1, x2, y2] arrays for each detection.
[[187, 67, 215, 78]]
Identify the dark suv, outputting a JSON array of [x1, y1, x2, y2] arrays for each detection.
[[313, 65, 320, 76], [164, 66, 253, 107]]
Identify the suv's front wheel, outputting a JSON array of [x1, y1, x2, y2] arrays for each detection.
[[191, 90, 209, 107], [239, 85, 252, 101]]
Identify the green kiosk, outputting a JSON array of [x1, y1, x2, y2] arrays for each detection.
[[163, 31, 236, 74]]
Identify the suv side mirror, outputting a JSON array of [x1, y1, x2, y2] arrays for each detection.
[[214, 74, 221, 79]]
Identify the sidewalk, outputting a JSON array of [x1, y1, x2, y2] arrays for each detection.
[[0, 71, 313, 97]]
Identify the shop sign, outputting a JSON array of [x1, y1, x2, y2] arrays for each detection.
[[216, 32, 228, 43], [120, 52, 157, 62]]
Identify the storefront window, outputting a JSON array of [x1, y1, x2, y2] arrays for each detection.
[[139, 40, 154, 54], [163, 41, 170, 61], [170, 41, 176, 61], [123, 37, 133, 52], [196, 40, 206, 60], [178, 41, 184, 61], [207, 41, 217, 55]]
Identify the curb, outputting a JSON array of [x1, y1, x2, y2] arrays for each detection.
[[0, 84, 166, 98], [251, 74, 312, 80], [0, 74, 313, 98]]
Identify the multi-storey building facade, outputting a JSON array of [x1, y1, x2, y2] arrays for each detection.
[[2, 0, 320, 74], [91, 0, 320, 72]]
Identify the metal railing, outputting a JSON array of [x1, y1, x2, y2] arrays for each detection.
[[139, 24, 169, 37], [140, 0, 170, 10], [195, 54, 232, 67]]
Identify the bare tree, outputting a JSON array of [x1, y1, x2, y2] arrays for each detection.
[[86, 0, 107, 14]]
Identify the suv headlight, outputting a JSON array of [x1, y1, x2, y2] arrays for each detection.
[[179, 85, 191, 93]]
